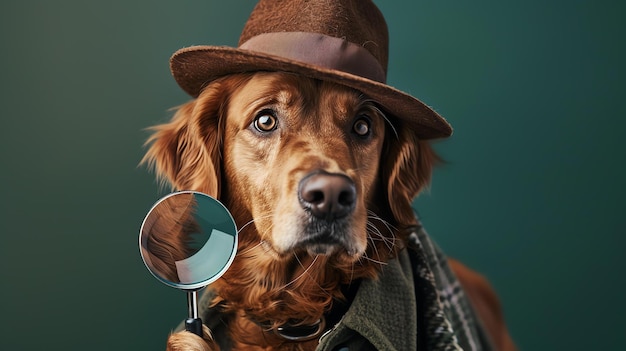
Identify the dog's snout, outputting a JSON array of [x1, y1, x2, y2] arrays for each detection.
[[299, 172, 356, 220]]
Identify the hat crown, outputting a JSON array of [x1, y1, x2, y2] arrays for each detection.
[[239, 0, 389, 75]]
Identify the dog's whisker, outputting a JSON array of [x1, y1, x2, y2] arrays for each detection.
[[367, 232, 392, 252], [246, 214, 278, 249], [281, 255, 309, 288], [366, 210, 398, 252], [235, 215, 279, 257], [365, 221, 386, 238], [237, 213, 276, 233], [366, 230, 385, 263], [235, 240, 265, 257], [360, 251, 388, 266], [281, 254, 331, 297], [237, 219, 256, 233], [366, 221, 396, 252], [367, 210, 398, 232]]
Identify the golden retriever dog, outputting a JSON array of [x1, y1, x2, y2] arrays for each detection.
[[143, 72, 515, 351], [142, 0, 516, 350]]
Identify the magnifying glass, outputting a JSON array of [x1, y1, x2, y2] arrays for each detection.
[[139, 191, 238, 337]]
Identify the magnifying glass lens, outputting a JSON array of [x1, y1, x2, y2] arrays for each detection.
[[139, 191, 238, 290]]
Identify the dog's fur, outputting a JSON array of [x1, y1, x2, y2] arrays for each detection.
[[143, 72, 513, 351]]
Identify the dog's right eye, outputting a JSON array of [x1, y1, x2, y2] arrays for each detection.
[[253, 110, 278, 132]]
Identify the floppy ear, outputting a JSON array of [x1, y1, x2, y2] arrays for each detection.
[[141, 82, 227, 197], [383, 126, 439, 226]]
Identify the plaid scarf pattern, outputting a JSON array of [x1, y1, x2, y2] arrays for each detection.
[[408, 225, 494, 350]]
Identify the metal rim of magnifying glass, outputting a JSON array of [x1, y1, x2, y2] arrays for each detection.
[[139, 190, 238, 290]]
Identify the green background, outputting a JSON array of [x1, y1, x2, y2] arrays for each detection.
[[1, 1, 624, 350]]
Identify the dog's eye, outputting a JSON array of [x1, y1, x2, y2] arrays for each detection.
[[352, 116, 371, 137], [254, 110, 278, 132]]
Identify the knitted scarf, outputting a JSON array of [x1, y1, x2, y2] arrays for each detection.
[[408, 225, 494, 350]]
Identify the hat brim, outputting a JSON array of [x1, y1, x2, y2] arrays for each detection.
[[170, 46, 452, 139]]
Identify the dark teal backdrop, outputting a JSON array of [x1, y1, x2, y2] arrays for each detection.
[[1, 1, 624, 350]]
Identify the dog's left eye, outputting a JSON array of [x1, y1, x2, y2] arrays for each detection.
[[254, 110, 278, 132], [352, 116, 371, 137]]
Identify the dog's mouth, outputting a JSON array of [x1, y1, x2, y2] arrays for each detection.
[[298, 220, 357, 256], [260, 217, 361, 259]]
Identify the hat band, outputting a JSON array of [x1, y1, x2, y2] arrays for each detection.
[[239, 32, 386, 83]]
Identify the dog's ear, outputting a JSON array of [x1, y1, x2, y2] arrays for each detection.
[[382, 126, 439, 225], [141, 82, 227, 197]]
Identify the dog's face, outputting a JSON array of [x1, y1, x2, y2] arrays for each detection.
[[221, 72, 386, 261], [143, 71, 435, 272]]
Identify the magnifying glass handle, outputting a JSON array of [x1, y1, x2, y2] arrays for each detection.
[[186, 290, 203, 337], [185, 317, 203, 337]]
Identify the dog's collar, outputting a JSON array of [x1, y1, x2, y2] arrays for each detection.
[[256, 317, 326, 342], [243, 282, 358, 342]]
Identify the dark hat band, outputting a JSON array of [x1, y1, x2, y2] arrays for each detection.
[[239, 32, 386, 83]]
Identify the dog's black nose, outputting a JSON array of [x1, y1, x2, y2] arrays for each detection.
[[299, 171, 356, 220]]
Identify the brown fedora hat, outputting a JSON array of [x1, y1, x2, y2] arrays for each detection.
[[170, 0, 452, 139]]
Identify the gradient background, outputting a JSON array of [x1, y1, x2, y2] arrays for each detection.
[[1, 1, 624, 350]]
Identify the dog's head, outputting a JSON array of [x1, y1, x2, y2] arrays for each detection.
[[143, 71, 436, 269]]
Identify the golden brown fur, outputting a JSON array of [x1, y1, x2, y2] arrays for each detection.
[[143, 72, 513, 351]]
